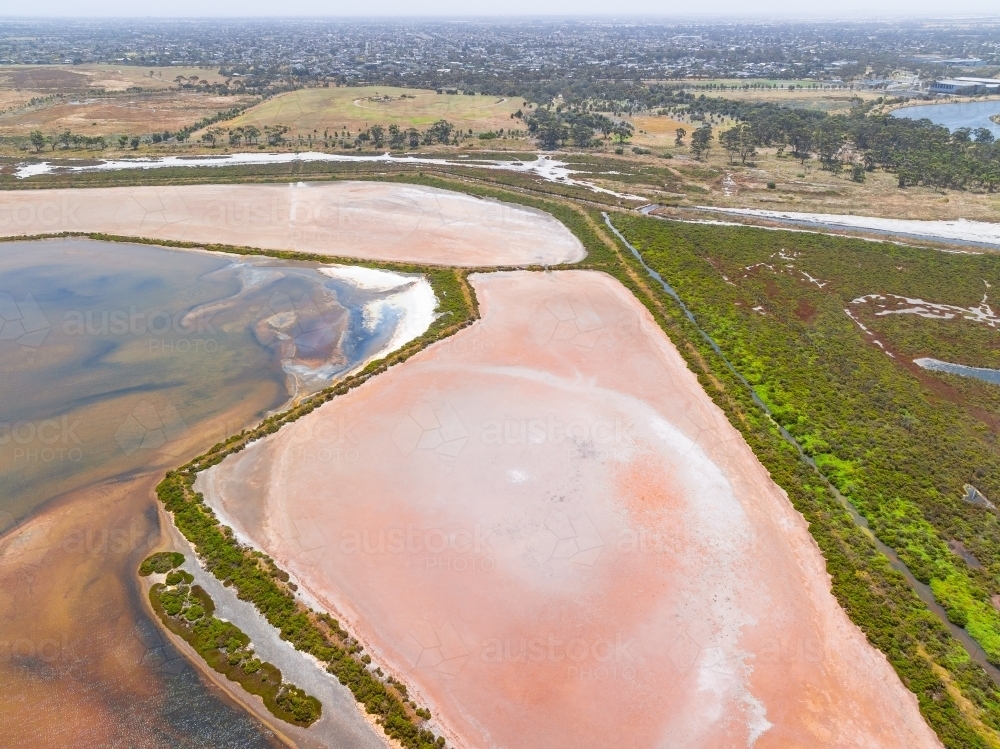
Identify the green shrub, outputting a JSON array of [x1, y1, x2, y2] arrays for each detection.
[[138, 551, 184, 576]]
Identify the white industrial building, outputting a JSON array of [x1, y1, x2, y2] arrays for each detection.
[[929, 77, 1000, 95]]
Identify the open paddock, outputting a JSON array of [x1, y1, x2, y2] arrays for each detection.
[[226, 86, 524, 138], [0, 64, 228, 93], [0, 91, 256, 137]]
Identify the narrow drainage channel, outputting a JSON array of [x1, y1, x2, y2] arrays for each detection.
[[603, 211, 1000, 687]]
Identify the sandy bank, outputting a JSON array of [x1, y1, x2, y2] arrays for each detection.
[[14, 152, 648, 202], [153, 503, 387, 749], [0, 181, 585, 266], [198, 270, 941, 749]]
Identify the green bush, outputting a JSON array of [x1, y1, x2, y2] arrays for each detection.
[[138, 551, 184, 576]]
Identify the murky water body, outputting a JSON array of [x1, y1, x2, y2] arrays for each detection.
[[914, 356, 1000, 385], [0, 237, 401, 746], [892, 100, 1000, 137]]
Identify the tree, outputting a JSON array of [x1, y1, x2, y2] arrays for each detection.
[[814, 120, 844, 169], [243, 125, 260, 145], [611, 121, 634, 144], [535, 121, 566, 150], [229, 127, 243, 146], [369, 124, 385, 148], [118, 134, 129, 148], [571, 122, 593, 147], [388, 124, 405, 149], [973, 127, 996, 145], [675, 127, 687, 146], [720, 123, 757, 165], [406, 128, 420, 148], [59, 130, 72, 149], [29, 130, 45, 153], [790, 127, 812, 164], [691, 123, 713, 160], [426, 120, 453, 144], [200, 132, 216, 147], [720, 127, 740, 165], [264, 125, 288, 146]]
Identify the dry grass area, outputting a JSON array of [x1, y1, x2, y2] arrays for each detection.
[[227, 85, 523, 137], [0, 64, 226, 93], [0, 91, 255, 138], [630, 114, 690, 149], [0, 65, 240, 141], [695, 148, 1000, 221], [658, 79, 883, 113], [577, 136, 1000, 222]]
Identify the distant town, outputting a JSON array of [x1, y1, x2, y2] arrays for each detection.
[[1, 18, 1000, 97]]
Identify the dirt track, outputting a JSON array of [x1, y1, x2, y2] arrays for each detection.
[[198, 269, 941, 749], [0, 181, 585, 266]]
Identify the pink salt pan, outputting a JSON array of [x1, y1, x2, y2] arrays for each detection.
[[198, 270, 941, 749], [0, 182, 584, 266]]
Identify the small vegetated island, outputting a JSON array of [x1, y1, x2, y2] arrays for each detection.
[[140, 552, 323, 727]]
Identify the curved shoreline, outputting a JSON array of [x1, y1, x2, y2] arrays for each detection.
[[136, 536, 299, 749], [150, 500, 389, 749]]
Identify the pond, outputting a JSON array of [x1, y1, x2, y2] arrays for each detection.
[[914, 357, 1000, 385], [891, 99, 1000, 138]]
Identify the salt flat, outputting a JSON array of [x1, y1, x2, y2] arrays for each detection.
[[700, 206, 1000, 249], [197, 269, 940, 749], [0, 181, 585, 266]]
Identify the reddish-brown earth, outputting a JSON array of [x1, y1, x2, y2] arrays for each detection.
[[0, 182, 584, 266], [199, 270, 940, 749]]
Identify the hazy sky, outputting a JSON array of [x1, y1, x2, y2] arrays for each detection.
[[6, 1, 1000, 18]]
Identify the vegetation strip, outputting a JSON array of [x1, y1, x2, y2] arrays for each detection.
[[599, 211, 1000, 748], [603, 211, 1000, 684], [123, 238, 483, 749], [139, 552, 322, 727]]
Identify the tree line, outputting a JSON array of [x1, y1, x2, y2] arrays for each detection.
[[679, 95, 1000, 191]]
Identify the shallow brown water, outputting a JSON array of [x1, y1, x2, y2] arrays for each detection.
[[0, 237, 380, 747]]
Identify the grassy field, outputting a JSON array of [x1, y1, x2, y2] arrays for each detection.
[[226, 85, 523, 137]]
